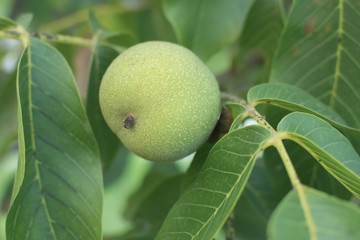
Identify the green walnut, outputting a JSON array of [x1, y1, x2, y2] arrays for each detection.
[[99, 41, 220, 162]]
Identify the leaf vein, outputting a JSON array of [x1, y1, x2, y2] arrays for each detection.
[[189, 187, 228, 196], [34, 133, 100, 195], [32, 104, 97, 160], [30, 82, 87, 134], [278, 31, 337, 81], [200, 167, 239, 177], [44, 191, 97, 239], [40, 160, 100, 219]]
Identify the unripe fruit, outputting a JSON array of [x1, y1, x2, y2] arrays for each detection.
[[99, 41, 220, 162]]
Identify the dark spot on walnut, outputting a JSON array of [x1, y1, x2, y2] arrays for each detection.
[[124, 115, 134, 129]]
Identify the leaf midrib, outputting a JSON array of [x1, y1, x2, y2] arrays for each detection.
[[330, 0, 344, 108], [191, 142, 265, 239], [281, 133, 360, 198], [25, 43, 58, 240]]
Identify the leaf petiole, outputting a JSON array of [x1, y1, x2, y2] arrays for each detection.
[[272, 138, 317, 240], [245, 103, 318, 240], [223, 94, 318, 240], [0, 28, 127, 53]]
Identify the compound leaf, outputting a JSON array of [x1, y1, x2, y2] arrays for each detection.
[[248, 83, 360, 137], [278, 112, 360, 199]]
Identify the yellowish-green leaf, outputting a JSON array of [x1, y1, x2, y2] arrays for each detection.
[[0, 16, 17, 30]]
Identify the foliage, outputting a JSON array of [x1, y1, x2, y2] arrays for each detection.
[[0, 0, 359, 240]]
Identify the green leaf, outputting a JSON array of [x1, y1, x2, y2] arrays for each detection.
[[0, 0, 13, 16], [124, 163, 180, 222], [102, 151, 152, 237], [0, 73, 17, 158], [205, 46, 233, 75], [0, 150, 17, 240], [16, 13, 33, 29], [0, 16, 17, 30], [248, 83, 360, 137], [88, 10, 135, 48], [162, 0, 254, 61], [262, 105, 351, 201], [264, 141, 352, 202], [270, 0, 360, 129], [88, 11, 121, 40], [234, 157, 277, 240], [120, 174, 184, 240], [268, 186, 360, 240], [0, 151, 17, 208], [239, 0, 284, 83], [277, 112, 360, 199], [182, 142, 214, 190], [226, 103, 247, 131], [6, 38, 103, 240], [86, 44, 120, 169], [88, 10, 104, 35], [156, 125, 272, 240], [136, 0, 177, 43], [240, 0, 284, 54]]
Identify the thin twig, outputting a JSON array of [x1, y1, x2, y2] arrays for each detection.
[[0, 29, 126, 53]]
